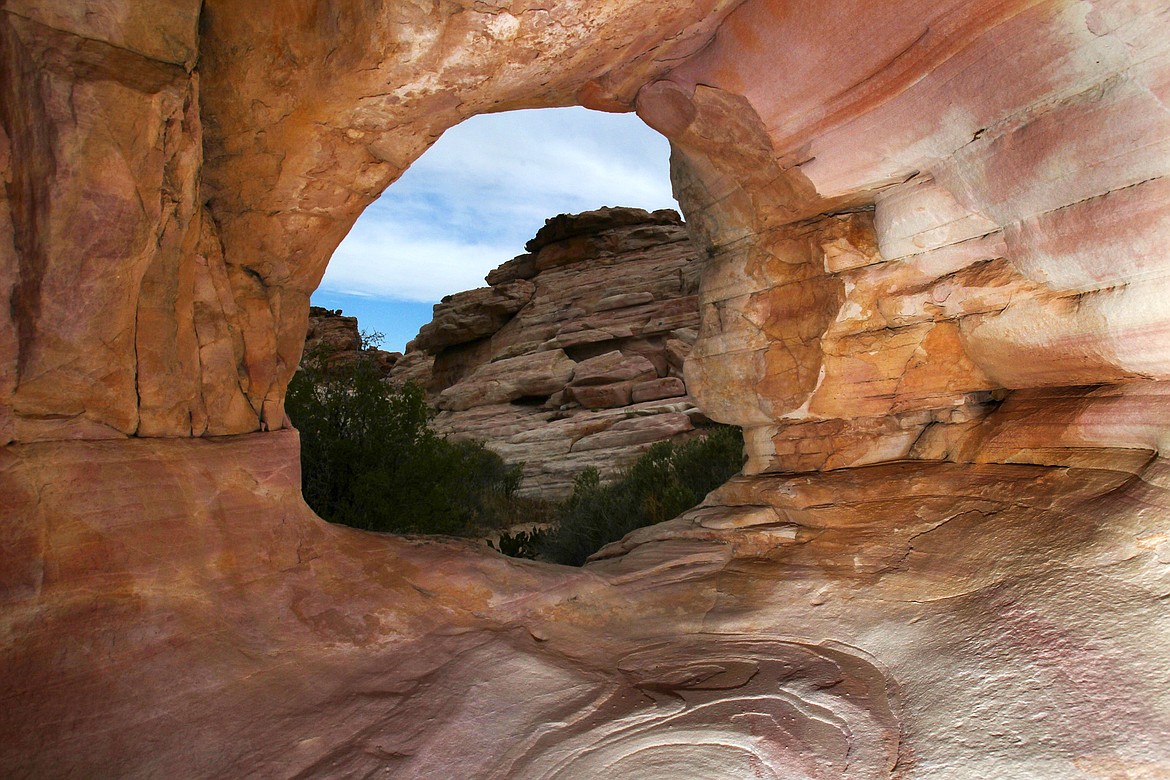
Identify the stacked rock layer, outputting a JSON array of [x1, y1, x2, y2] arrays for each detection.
[[3, 2, 1170, 779], [387, 207, 705, 498]]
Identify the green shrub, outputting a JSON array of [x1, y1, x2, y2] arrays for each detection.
[[539, 425, 745, 566], [288, 331, 744, 554], [287, 333, 523, 536]]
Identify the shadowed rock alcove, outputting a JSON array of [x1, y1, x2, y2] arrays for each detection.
[[3, 1, 1170, 778]]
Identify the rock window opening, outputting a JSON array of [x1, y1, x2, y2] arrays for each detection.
[[294, 106, 745, 562]]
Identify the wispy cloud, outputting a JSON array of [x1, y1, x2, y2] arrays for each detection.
[[323, 227, 517, 301], [319, 107, 676, 303]]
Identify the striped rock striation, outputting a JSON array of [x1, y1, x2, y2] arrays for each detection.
[[3, 1, 1170, 778]]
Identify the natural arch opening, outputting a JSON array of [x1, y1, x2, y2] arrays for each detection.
[[312, 106, 678, 351], [291, 106, 747, 562], [7, 2, 1170, 778]]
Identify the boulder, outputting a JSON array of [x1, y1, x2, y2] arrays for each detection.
[[484, 253, 538, 286], [415, 280, 534, 352], [524, 207, 683, 253], [570, 413, 694, 452], [631, 377, 687, 403], [568, 351, 658, 387], [568, 383, 633, 409]]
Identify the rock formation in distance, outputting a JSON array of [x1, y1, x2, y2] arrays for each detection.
[[303, 306, 401, 375], [385, 206, 708, 498]]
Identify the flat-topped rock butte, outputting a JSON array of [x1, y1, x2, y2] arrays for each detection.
[[2, 2, 1169, 777]]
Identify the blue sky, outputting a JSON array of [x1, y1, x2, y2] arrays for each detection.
[[312, 107, 678, 351]]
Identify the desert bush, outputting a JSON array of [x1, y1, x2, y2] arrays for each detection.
[[539, 425, 745, 566], [287, 333, 524, 536]]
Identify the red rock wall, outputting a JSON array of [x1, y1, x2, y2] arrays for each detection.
[[0, 2, 205, 440], [3, 1, 1170, 777]]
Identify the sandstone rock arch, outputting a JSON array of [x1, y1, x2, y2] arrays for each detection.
[[3, 1, 1170, 777]]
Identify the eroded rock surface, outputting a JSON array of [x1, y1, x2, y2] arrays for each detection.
[[386, 207, 706, 497], [3, 431, 1168, 778], [641, 0, 1170, 480], [4, 1, 1170, 778], [0, 0, 741, 442]]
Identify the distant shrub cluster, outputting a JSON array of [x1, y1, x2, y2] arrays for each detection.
[[532, 425, 745, 566], [288, 334, 744, 562], [488, 526, 550, 559], [287, 334, 526, 536]]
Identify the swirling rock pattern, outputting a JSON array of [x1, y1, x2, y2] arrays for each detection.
[[505, 639, 901, 780], [2, 433, 1169, 776]]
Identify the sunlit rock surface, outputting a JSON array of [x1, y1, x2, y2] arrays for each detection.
[[641, 0, 1170, 479], [3, 0, 1170, 777], [386, 207, 706, 498], [4, 432, 1168, 777], [0, 0, 740, 442]]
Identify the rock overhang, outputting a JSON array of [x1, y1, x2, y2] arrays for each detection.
[[3, 1, 1170, 776]]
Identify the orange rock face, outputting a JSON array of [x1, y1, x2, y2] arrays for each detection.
[[646, 0, 1170, 476], [3, 1, 1170, 777], [4, 433, 1168, 777]]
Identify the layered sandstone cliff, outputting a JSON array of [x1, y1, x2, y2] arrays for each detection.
[[384, 206, 706, 498], [4, 2, 1170, 779]]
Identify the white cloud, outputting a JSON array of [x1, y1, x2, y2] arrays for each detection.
[[318, 107, 676, 303], [324, 219, 516, 302]]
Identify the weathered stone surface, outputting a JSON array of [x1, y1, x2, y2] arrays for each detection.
[[387, 349, 436, 389], [304, 306, 360, 354], [526, 206, 683, 252], [0, 0, 740, 442], [567, 382, 633, 409], [570, 412, 694, 452], [302, 307, 400, 374], [5, 0, 201, 66], [484, 253, 538, 286], [3, 434, 1169, 778], [632, 376, 687, 403], [415, 280, 534, 352], [652, 0, 1170, 477], [569, 350, 658, 387], [436, 349, 577, 412], [430, 398, 701, 498], [1, 6, 205, 440], [5, 1, 1170, 777]]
